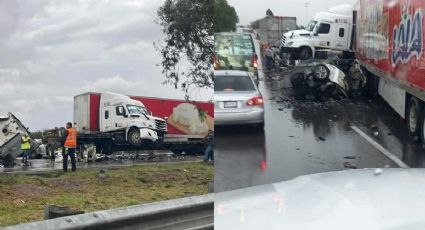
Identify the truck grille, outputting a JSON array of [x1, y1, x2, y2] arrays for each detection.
[[155, 119, 167, 132], [280, 34, 287, 47]]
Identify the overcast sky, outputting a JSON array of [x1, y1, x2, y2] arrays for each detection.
[[228, 0, 357, 26], [0, 0, 212, 131]]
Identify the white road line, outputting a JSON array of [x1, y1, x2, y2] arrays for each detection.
[[351, 125, 409, 168]]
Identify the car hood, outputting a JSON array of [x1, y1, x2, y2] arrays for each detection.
[[215, 168, 425, 230]]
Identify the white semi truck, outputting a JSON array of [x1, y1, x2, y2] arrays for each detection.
[[72, 92, 167, 154], [280, 4, 354, 60], [44, 92, 213, 156]]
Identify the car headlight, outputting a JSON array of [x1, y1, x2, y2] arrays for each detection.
[[286, 41, 294, 47]]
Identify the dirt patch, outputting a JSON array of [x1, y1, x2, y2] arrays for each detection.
[[12, 184, 52, 199], [51, 179, 87, 191]]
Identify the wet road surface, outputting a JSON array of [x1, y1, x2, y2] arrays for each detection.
[[215, 68, 425, 193], [0, 152, 203, 174]]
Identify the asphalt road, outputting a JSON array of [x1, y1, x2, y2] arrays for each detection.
[[214, 67, 425, 193], [0, 152, 203, 174]]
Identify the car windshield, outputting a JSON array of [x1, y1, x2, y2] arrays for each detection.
[[306, 20, 317, 31], [215, 34, 254, 56], [126, 105, 148, 115], [214, 74, 255, 92]]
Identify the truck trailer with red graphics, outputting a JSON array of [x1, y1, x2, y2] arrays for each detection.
[[282, 0, 425, 144], [354, 0, 425, 143], [130, 96, 214, 155], [73, 92, 213, 155]]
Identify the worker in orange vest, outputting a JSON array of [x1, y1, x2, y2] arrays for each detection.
[[63, 122, 78, 172]]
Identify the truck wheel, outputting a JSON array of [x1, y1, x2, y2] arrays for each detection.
[[363, 71, 379, 98], [128, 128, 143, 147], [407, 97, 422, 141], [299, 47, 312, 60]]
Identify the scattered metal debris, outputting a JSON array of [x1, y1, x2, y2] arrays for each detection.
[[288, 59, 367, 102]]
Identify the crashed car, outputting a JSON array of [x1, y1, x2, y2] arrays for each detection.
[[290, 60, 366, 101]]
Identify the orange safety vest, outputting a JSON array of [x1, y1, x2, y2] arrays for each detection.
[[64, 128, 77, 148]]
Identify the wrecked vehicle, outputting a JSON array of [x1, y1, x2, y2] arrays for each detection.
[[290, 60, 366, 101], [0, 113, 39, 167]]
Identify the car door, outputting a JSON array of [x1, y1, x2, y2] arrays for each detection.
[[100, 106, 112, 132], [314, 22, 333, 49], [332, 23, 350, 50]]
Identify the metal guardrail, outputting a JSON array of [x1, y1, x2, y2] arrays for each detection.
[[3, 194, 214, 230]]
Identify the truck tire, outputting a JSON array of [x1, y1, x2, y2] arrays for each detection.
[[407, 97, 422, 141], [299, 47, 312, 60], [363, 70, 379, 98], [128, 128, 143, 147]]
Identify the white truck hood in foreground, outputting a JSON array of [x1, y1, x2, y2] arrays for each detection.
[[215, 169, 425, 230]]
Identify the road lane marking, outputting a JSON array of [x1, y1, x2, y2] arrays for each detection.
[[351, 125, 409, 168]]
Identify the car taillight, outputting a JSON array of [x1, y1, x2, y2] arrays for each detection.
[[251, 54, 258, 68], [213, 54, 220, 70], [247, 96, 263, 106]]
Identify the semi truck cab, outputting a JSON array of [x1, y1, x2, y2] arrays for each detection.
[[281, 4, 353, 60], [74, 92, 167, 147]]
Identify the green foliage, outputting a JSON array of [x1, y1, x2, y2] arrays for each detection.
[[156, 0, 214, 95], [30, 131, 42, 139], [214, 0, 239, 32]]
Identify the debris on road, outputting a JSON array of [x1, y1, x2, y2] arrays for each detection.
[[290, 63, 349, 101], [343, 156, 356, 160], [318, 137, 326, 141], [286, 59, 367, 102], [343, 161, 357, 169]]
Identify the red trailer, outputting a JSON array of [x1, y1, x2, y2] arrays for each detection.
[[354, 0, 425, 143], [130, 96, 214, 155]]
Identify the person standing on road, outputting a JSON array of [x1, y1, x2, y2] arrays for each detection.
[[63, 122, 78, 172], [265, 46, 274, 71], [21, 134, 31, 166], [204, 130, 214, 163]]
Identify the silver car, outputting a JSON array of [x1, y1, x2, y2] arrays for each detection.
[[214, 70, 264, 126]]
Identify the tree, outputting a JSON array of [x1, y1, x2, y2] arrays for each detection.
[[156, 0, 213, 97], [214, 0, 239, 32]]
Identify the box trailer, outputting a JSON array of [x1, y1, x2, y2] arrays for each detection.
[[130, 96, 214, 155]]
